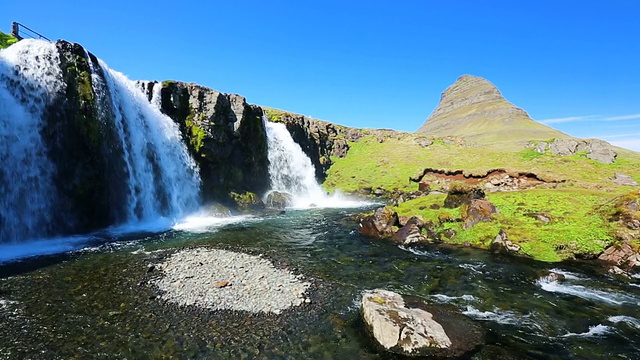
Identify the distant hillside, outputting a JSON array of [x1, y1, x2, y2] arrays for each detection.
[[417, 75, 569, 149]]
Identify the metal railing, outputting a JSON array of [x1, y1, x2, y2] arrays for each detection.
[[11, 22, 50, 41]]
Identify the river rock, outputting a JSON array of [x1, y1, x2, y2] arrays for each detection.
[[358, 207, 399, 239], [391, 217, 426, 245], [264, 191, 294, 209], [153, 248, 310, 313], [462, 199, 498, 229], [361, 289, 483, 357], [490, 229, 521, 254]]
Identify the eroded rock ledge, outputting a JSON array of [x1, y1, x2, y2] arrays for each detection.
[[410, 168, 564, 193]]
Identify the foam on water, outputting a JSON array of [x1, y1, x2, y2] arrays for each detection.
[[536, 276, 640, 306], [462, 305, 523, 325], [173, 214, 254, 233], [561, 324, 612, 338], [608, 315, 640, 329]]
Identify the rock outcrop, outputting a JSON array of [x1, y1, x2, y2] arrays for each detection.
[[417, 75, 568, 148], [535, 138, 618, 164], [139, 81, 270, 203], [361, 289, 483, 357], [599, 243, 640, 268]]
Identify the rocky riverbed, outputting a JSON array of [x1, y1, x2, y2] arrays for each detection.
[[152, 248, 311, 314]]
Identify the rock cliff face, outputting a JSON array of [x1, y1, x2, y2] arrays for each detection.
[[417, 75, 568, 149], [43, 41, 126, 233], [138, 81, 270, 203]]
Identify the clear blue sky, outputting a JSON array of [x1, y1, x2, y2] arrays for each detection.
[[2, 1, 639, 150]]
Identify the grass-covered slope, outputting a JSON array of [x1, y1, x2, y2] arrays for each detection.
[[0, 31, 18, 49]]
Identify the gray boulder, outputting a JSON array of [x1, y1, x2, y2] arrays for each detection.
[[587, 139, 616, 164], [264, 191, 294, 209], [361, 289, 483, 357], [549, 139, 579, 156]]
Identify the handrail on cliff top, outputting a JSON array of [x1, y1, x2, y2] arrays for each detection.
[[11, 22, 50, 42]]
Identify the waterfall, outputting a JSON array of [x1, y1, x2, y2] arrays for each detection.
[[0, 39, 201, 247], [97, 63, 201, 223], [264, 120, 364, 208], [0, 40, 61, 242]]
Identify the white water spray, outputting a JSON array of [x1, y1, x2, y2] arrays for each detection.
[[0, 40, 62, 242]]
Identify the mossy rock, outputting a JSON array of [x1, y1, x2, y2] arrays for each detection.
[[230, 191, 264, 212]]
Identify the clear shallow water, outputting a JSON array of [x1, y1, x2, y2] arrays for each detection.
[[1, 207, 639, 359]]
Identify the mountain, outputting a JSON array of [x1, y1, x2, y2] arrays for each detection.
[[417, 75, 569, 149]]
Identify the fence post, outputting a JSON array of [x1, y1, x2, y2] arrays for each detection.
[[11, 22, 22, 40]]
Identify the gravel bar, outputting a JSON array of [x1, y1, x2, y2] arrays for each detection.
[[153, 248, 310, 314]]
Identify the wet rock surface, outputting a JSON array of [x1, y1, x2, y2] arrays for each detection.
[[361, 289, 483, 357], [153, 248, 310, 313]]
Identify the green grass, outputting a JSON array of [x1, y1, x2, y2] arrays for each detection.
[[0, 31, 18, 49], [324, 132, 640, 194], [393, 189, 616, 262]]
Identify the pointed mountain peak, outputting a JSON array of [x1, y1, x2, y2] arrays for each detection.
[[431, 75, 504, 119]]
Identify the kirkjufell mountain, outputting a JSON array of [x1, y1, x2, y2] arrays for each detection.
[[417, 75, 569, 148]]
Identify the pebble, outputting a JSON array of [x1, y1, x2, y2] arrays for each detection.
[[152, 248, 310, 314]]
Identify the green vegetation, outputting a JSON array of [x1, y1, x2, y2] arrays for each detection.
[[393, 189, 616, 262], [185, 113, 207, 153], [0, 31, 18, 49]]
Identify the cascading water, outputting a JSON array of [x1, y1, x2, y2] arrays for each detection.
[[0, 40, 61, 243], [97, 62, 201, 223], [264, 120, 364, 208], [0, 39, 201, 252]]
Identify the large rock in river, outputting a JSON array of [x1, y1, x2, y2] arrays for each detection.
[[361, 289, 483, 357], [358, 207, 399, 239]]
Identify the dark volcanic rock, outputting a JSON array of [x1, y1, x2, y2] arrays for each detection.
[[140, 81, 270, 204], [42, 41, 126, 234]]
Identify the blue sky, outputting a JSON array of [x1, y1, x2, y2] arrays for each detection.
[[2, 1, 639, 150]]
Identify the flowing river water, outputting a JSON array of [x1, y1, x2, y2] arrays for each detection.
[[1, 207, 639, 359]]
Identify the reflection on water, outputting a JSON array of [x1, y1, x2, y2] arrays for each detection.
[[1, 207, 639, 359]]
